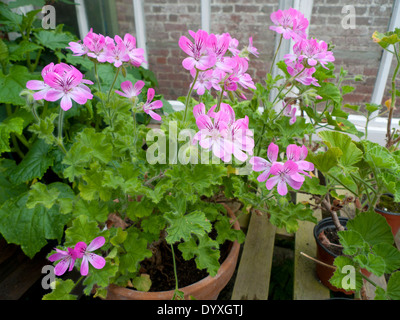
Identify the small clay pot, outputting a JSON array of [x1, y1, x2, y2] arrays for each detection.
[[105, 204, 241, 300], [375, 194, 400, 237], [313, 217, 353, 294]]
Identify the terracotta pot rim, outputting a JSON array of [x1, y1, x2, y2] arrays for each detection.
[[374, 206, 400, 217], [107, 203, 241, 298], [313, 216, 349, 258]]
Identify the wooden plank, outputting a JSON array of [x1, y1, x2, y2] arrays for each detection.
[[231, 212, 276, 300], [364, 273, 387, 300], [293, 194, 331, 300]]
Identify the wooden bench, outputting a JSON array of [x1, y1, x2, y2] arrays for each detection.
[[231, 193, 330, 300], [230, 193, 399, 300], [0, 238, 50, 300]]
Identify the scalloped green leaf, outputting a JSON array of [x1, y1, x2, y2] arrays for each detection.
[[42, 279, 77, 300]]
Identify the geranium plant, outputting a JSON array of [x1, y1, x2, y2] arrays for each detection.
[[309, 28, 400, 299]]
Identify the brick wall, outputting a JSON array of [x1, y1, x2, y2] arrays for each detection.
[[115, 0, 399, 116]]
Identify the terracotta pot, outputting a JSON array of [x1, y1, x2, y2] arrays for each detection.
[[313, 217, 353, 294], [375, 195, 400, 237], [105, 204, 241, 300]]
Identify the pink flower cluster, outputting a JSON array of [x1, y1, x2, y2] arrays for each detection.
[[67, 29, 146, 68], [115, 80, 163, 121], [179, 30, 258, 98], [26, 62, 93, 111], [48, 236, 106, 276], [192, 103, 254, 162], [270, 8, 335, 87], [250, 143, 314, 196]]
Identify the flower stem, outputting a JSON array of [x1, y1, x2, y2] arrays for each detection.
[[170, 244, 180, 295], [57, 109, 67, 154], [108, 67, 120, 103], [270, 34, 283, 74], [183, 68, 200, 122]]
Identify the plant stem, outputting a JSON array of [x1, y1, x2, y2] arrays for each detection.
[[108, 67, 120, 103], [57, 109, 67, 154], [270, 34, 283, 74], [183, 68, 200, 122], [170, 244, 179, 291], [386, 44, 400, 149]]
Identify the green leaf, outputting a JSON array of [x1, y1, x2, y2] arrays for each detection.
[[64, 215, 103, 247], [73, 198, 109, 223], [0, 159, 27, 205], [0, 193, 71, 258], [62, 142, 91, 182], [34, 30, 75, 51], [329, 255, 364, 292], [214, 215, 245, 245], [132, 274, 152, 292], [386, 271, 400, 300], [373, 243, 400, 274], [28, 113, 58, 145], [318, 131, 363, 169], [42, 279, 77, 300], [346, 210, 394, 247], [78, 128, 113, 164], [10, 139, 54, 184], [316, 82, 342, 105], [0, 39, 9, 61], [119, 229, 152, 274], [7, 40, 42, 61], [26, 182, 60, 209], [110, 227, 128, 246], [0, 65, 33, 105], [338, 230, 365, 256], [8, 0, 45, 8], [362, 140, 398, 170], [82, 258, 118, 296], [165, 210, 212, 244], [0, 116, 24, 154], [178, 235, 220, 277], [354, 253, 386, 277], [306, 147, 342, 173]]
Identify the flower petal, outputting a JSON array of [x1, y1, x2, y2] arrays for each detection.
[[87, 236, 105, 252], [87, 253, 106, 270]]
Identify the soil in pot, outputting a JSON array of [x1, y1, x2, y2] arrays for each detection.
[[314, 217, 354, 294], [139, 237, 232, 292]]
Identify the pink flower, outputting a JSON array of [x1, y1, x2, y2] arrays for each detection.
[[143, 88, 163, 121], [83, 29, 108, 62], [190, 68, 214, 95], [283, 103, 297, 125], [250, 142, 280, 182], [179, 29, 216, 71], [48, 247, 79, 276], [123, 33, 146, 67], [223, 56, 256, 92], [26, 62, 57, 100], [270, 8, 309, 41], [208, 33, 236, 73], [266, 160, 305, 196], [287, 61, 320, 87], [115, 80, 145, 99], [66, 40, 88, 56], [284, 38, 335, 70], [106, 35, 130, 68], [193, 111, 232, 162], [229, 115, 254, 161], [247, 37, 259, 58], [286, 144, 314, 177], [75, 237, 106, 276], [43, 64, 93, 111]]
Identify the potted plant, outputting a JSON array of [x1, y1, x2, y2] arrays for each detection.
[[303, 28, 400, 297], [27, 26, 259, 300]]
